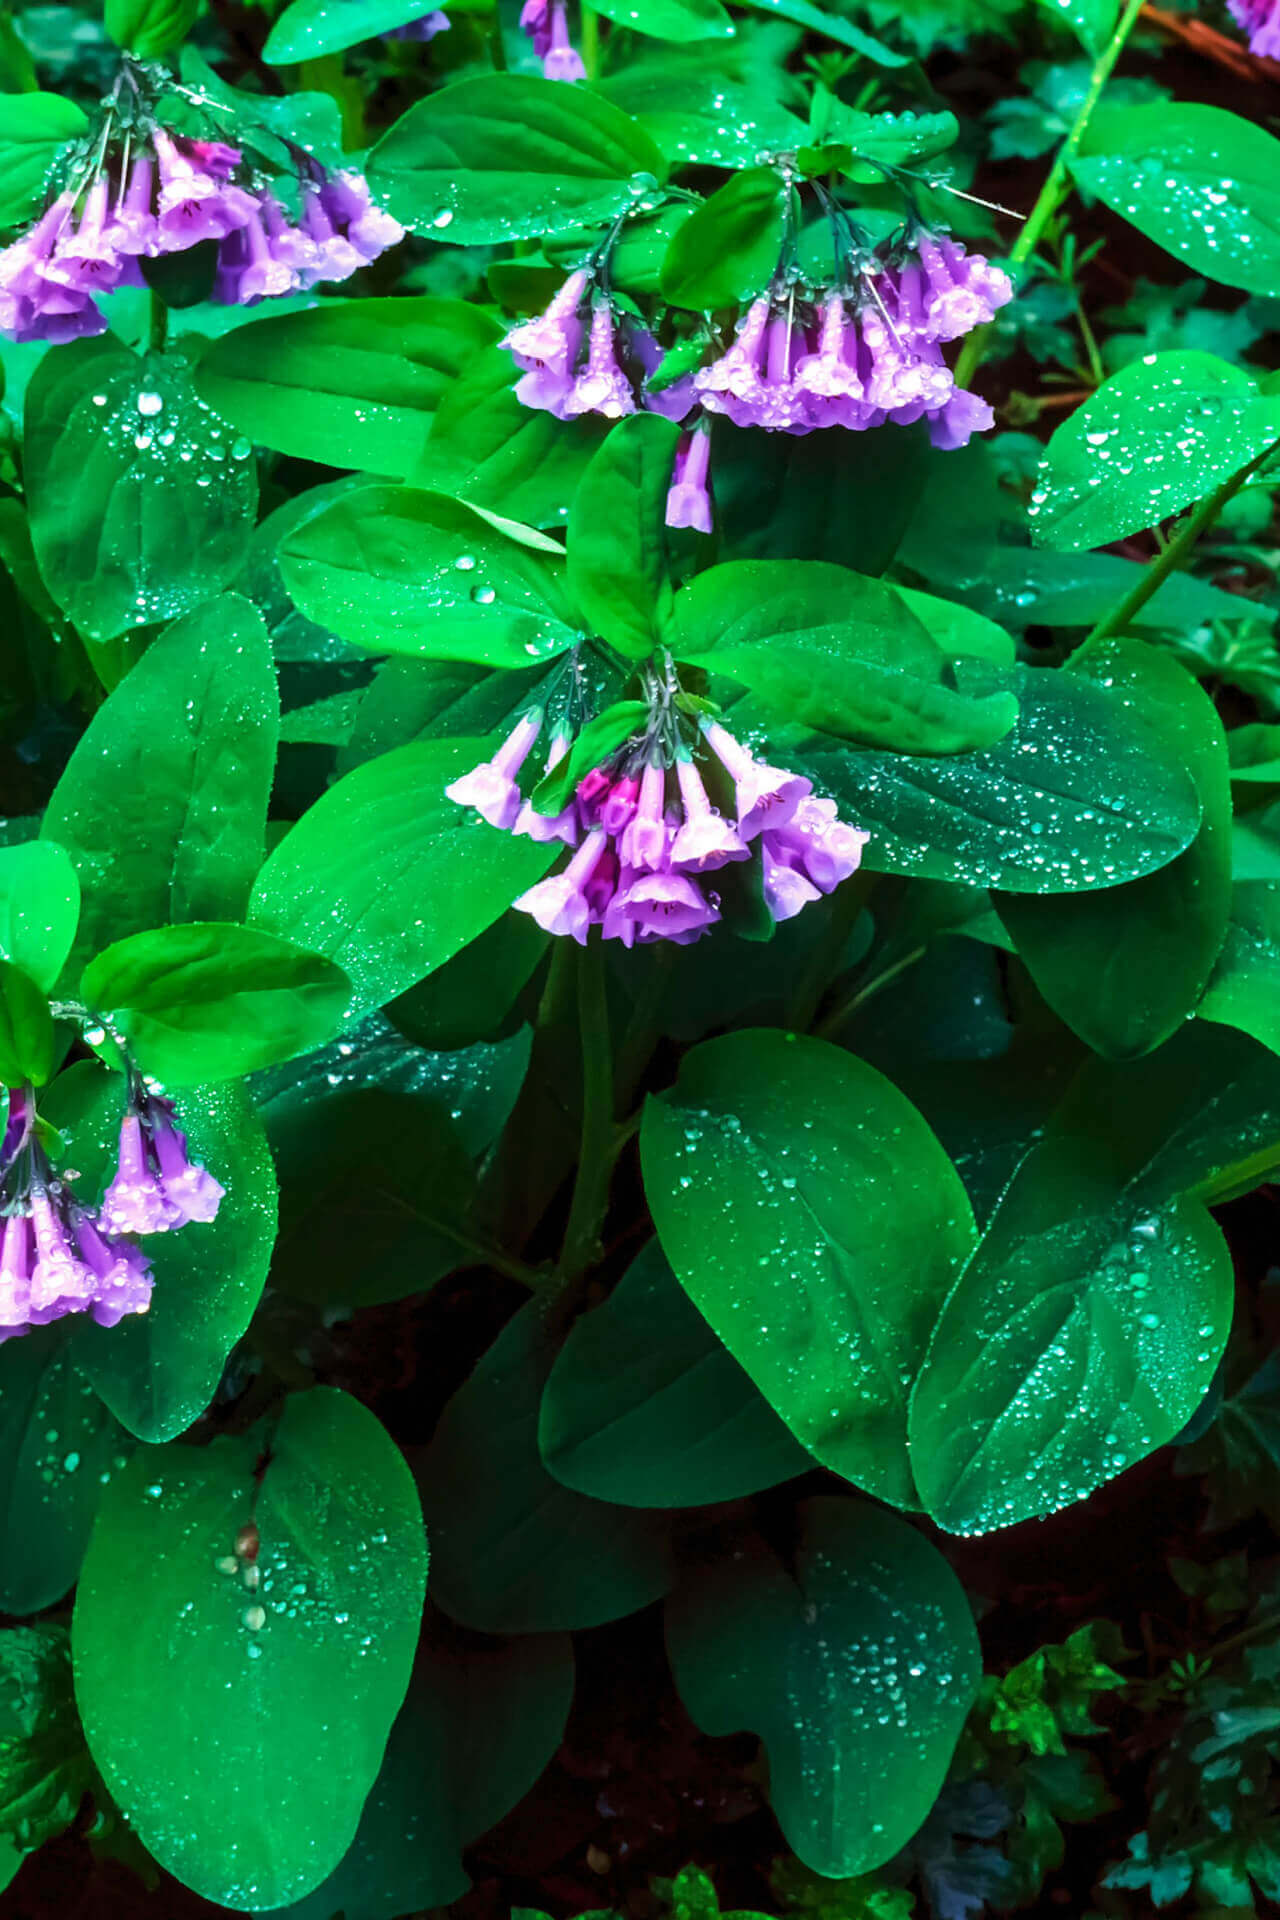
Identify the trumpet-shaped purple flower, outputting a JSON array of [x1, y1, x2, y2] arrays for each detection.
[[0, 1178, 153, 1336], [562, 301, 636, 418], [665, 427, 714, 534], [100, 1095, 225, 1236], [446, 711, 544, 830], [449, 700, 867, 945], [927, 386, 995, 451], [1228, 0, 1280, 53], [543, 0, 587, 78], [153, 128, 257, 248]]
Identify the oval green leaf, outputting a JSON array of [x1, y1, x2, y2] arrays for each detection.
[[73, 1388, 427, 1909], [665, 1496, 980, 1875], [661, 166, 791, 311], [0, 841, 80, 995], [640, 1030, 977, 1507]]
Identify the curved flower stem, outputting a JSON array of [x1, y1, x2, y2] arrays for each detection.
[[787, 869, 875, 1034], [953, 0, 1146, 390], [814, 941, 928, 1043], [580, 2, 600, 78], [559, 939, 616, 1281], [1081, 434, 1280, 648]]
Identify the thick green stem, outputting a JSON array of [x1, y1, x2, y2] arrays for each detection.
[[953, 0, 1146, 390], [580, 2, 599, 78], [1082, 435, 1280, 648], [559, 940, 616, 1280]]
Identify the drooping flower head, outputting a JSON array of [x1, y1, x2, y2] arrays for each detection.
[[100, 1079, 225, 1237], [445, 652, 867, 946], [520, 0, 586, 76], [1227, 0, 1280, 59], [0, 64, 406, 343], [0, 1087, 153, 1343]]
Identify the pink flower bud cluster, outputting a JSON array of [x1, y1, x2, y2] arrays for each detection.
[[0, 1084, 223, 1346], [0, 123, 404, 344], [446, 709, 868, 946]]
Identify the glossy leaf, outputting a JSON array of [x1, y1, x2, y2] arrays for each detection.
[[24, 340, 258, 644], [0, 1331, 131, 1616], [0, 842, 80, 994], [1199, 881, 1280, 1055], [368, 75, 667, 245], [668, 559, 1020, 753], [250, 738, 557, 1020], [105, 0, 198, 53], [0, 959, 53, 1089], [807, 660, 1202, 893], [417, 1298, 675, 1632], [567, 414, 679, 661], [0, 1625, 94, 1856], [73, 1389, 427, 1909], [195, 300, 500, 478], [661, 167, 792, 311], [907, 1026, 1272, 1533], [46, 1064, 279, 1443], [665, 1497, 980, 1874], [1073, 103, 1280, 297], [592, 0, 734, 39], [265, 0, 456, 59], [995, 641, 1231, 1058], [0, 94, 89, 228], [1032, 0, 1117, 54], [602, 61, 806, 170], [641, 1030, 977, 1507], [417, 345, 609, 530], [540, 1239, 811, 1508], [1031, 352, 1280, 552], [278, 483, 580, 669], [269, 1619, 574, 1920], [80, 923, 351, 1085], [41, 595, 278, 980]]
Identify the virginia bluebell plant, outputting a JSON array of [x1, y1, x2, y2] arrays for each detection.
[[4, 0, 1280, 1917]]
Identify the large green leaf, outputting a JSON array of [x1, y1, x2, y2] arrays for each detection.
[[1199, 881, 1280, 1055], [715, 419, 930, 575], [567, 414, 679, 662], [661, 168, 792, 311], [45, 1064, 279, 1443], [1073, 103, 1280, 297], [80, 923, 351, 1084], [0, 94, 88, 228], [264, 0, 456, 59], [1032, 0, 1116, 53], [416, 345, 609, 530], [807, 660, 1202, 892], [0, 841, 79, 994], [539, 1240, 811, 1508], [602, 62, 806, 170], [251, 738, 557, 1020], [267, 1617, 573, 1920], [73, 1389, 427, 1909], [105, 0, 198, 53], [0, 960, 53, 1089], [668, 559, 1020, 753], [1031, 352, 1280, 552], [0, 1625, 95, 1857], [194, 300, 498, 479], [267, 1087, 475, 1308], [417, 1299, 674, 1632], [995, 641, 1231, 1057], [0, 1331, 131, 1616], [368, 75, 667, 245], [665, 1497, 980, 1875], [278, 483, 579, 669], [640, 1030, 977, 1507], [41, 594, 278, 980], [907, 1024, 1280, 1533], [24, 340, 258, 644], [591, 0, 733, 40]]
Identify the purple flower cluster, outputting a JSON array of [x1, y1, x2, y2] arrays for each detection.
[[0, 1084, 223, 1346], [0, 129, 404, 344], [1228, 0, 1280, 54], [520, 0, 586, 78], [447, 710, 867, 946]]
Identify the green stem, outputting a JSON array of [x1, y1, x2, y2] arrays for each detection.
[[815, 942, 928, 1043], [148, 290, 168, 355], [786, 869, 874, 1034], [953, 0, 1146, 390], [559, 940, 616, 1280], [580, 2, 599, 79], [1082, 435, 1280, 649], [488, 10, 507, 69], [614, 945, 675, 1113]]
